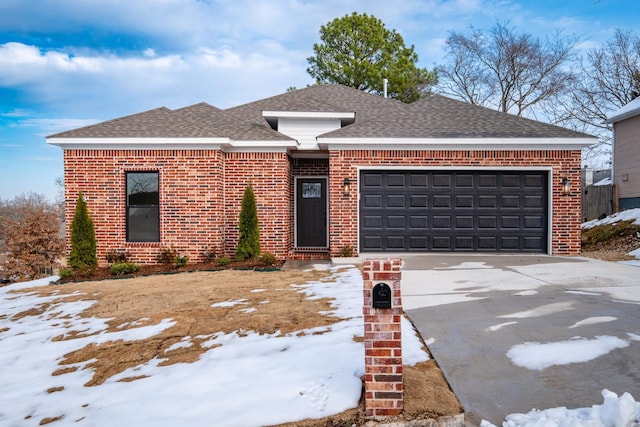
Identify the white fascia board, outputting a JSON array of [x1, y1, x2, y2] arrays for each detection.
[[262, 110, 355, 119], [224, 140, 298, 153], [46, 137, 229, 150], [317, 137, 597, 151], [46, 137, 298, 153]]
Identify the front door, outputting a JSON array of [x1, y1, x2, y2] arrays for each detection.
[[296, 178, 327, 247]]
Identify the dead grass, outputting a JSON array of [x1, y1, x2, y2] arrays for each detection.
[[13, 268, 462, 425], [581, 220, 640, 261]]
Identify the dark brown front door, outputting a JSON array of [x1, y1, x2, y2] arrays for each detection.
[[296, 178, 327, 247]]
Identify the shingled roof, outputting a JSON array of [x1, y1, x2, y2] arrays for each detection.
[[49, 101, 292, 141], [48, 84, 593, 143], [321, 94, 592, 139]]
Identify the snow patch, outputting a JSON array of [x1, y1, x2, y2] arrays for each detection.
[[568, 316, 617, 329], [507, 336, 630, 370], [484, 389, 640, 427]]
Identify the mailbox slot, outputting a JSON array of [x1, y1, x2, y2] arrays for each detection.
[[372, 282, 392, 309]]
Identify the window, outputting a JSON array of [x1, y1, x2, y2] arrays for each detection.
[[126, 172, 160, 242]]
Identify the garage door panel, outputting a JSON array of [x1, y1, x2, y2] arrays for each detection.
[[363, 194, 382, 208], [433, 195, 451, 208], [455, 216, 474, 229], [362, 216, 383, 231], [386, 194, 405, 208], [433, 216, 452, 229], [360, 170, 548, 253], [387, 174, 405, 186], [455, 195, 474, 208], [410, 216, 428, 228], [410, 174, 428, 187], [501, 175, 520, 187], [433, 174, 452, 187], [387, 216, 405, 228], [524, 195, 544, 208], [479, 195, 498, 208], [362, 172, 383, 187], [502, 195, 520, 208], [409, 236, 428, 249], [410, 195, 428, 208], [387, 236, 405, 249]]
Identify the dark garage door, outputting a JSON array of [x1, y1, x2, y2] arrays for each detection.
[[360, 170, 548, 253]]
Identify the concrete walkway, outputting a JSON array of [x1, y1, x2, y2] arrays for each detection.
[[396, 254, 640, 426]]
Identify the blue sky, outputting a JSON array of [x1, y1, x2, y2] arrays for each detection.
[[1, 0, 638, 201]]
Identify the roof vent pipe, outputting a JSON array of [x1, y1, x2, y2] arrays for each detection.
[[383, 78, 388, 98]]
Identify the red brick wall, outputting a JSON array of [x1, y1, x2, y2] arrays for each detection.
[[63, 149, 291, 266], [223, 152, 291, 259], [329, 149, 583, 256], [63, 147, 582, 265]]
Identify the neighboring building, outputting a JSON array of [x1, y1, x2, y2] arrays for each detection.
[[608, 97, 640, 210], [47, 85, 595, 265]]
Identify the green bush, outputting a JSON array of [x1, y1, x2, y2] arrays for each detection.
[[106, 250, 130, 264], [68, 192, 97, 269], [157, 248, 178, 264], [110, 262, 141, 276], [218, 257, 231, 266], [58, 268, 73, 280], [235, 183, 261, 261], [174, 255, 189, 267], [260, 252, 277, 266]]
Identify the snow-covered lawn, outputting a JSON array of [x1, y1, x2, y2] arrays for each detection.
[[0, 266, 428, 426], [1, 261, 639, 426]]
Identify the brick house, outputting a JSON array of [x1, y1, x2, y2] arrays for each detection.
[[607, 97, 640, 210], [47, 85, 595, 265]]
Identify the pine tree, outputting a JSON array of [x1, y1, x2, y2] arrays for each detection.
[[235, 183, 260, 261], [68, 192, 97, 269]]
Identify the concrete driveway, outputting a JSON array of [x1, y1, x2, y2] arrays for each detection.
[[398, 254, 640, 426]]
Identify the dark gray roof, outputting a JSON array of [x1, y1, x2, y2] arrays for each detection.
[[225, 84, 406, 123], [49, 102, 292, 141], [322, 94, 593, 139], [49, 84, 593, 141]]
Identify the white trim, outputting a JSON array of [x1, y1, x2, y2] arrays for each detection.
[[355, 166, 554, 255], [263, 111, 355, 119], [318, 137, 596, 151], [47, 137, 228, 149], [46, 137, 297, 152], [223, 140, 296, 153], [294, 176, 329, 250]]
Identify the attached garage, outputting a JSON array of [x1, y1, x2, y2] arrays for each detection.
[[360, 170, 548, 253]]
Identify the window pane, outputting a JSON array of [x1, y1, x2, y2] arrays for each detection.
[[128, 207, 160, 242], [127, 173, 159, 206]]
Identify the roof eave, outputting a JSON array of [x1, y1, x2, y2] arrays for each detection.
[[316, 137, 598, 151], [47, 137, 298, 152]]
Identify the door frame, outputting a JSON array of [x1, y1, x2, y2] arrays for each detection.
[[294, 176, 329, 248]]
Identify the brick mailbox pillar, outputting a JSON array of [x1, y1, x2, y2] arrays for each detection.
[[362, 258, 403, 418]]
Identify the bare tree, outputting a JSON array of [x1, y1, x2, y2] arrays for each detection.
[[556, 29, 640, 162], [0, 195, 64, 282], [437, 22, 578, 117]]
